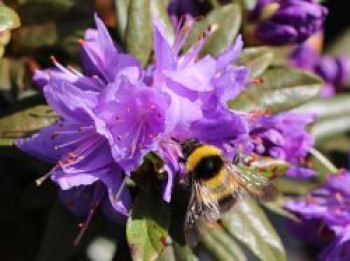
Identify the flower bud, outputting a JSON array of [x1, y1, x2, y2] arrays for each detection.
[[254, 0, 328, 45]]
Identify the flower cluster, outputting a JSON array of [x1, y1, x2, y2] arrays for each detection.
[[286, 172, 350, 260], [17, 15, 251, 217], [251, 0, 328, 45], [17, 14, 315, 224]]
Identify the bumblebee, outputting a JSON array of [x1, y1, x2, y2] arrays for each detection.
[[182, 142, 278, 246]]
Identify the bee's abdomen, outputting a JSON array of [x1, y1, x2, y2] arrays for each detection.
[[193, 155, 224, 180]]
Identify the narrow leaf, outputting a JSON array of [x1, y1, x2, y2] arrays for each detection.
[[221, 199, 286, 261], [201, 223, 246, 261], [114, 0, 130, 43], [294, 95, 350, 141], [184, 4, 242, 57], [236, 47, 273, 78], [127, 193, 171, 261], [125, 0, 152, 66], [173, 242, 198, 261], [0, 3, 21, 32], [0, 105, 57, 146], [229, 67, 323, 113]]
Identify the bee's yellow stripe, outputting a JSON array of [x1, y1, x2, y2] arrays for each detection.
[[200, 169, 235, 200], [186, 145, 222, 172]]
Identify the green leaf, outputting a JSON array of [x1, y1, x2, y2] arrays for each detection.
[[125, 0, 152, 66], [0, 105, 57, 146], [201, 223, 246, 261], [294, 95, 350, 141], [275, 178, 320, 195], [0, 3, 21, 32], [236, 47, 273, 79], [221, 199, 286, 261], [157, 245, 176, 261], [115, 0, 130, 43], [184, 4, 241, 57], [262, 196, 299, 222], [229, 67, 323, 113], [232, 0, 257, 11], [173, 242, 198, 261], [127, 192, 171, 261]]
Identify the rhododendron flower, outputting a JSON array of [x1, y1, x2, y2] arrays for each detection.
[[286, 172, 350, 260], [17, 76, 131, 216], [248, 112, 316, 178]]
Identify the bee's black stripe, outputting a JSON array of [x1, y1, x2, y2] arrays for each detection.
[[193, 155, 224, 180]]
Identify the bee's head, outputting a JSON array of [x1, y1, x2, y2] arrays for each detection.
[[185, 144, 223, 173]]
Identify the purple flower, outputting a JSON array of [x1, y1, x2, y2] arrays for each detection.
[[153, 18, 249, 137], [93, 74, 170, 175], [254, 0, 328, 45], [149, 18, 251, 199], [248, 112, 316, 178], [16, 76, 131, 216], [286, 172, 350, 260]]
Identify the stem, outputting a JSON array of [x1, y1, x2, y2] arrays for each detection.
[[310, 148, 338, 174]]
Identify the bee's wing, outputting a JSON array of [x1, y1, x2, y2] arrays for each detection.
[[224, 161, 278, 202], [184, 181, 220, 246]]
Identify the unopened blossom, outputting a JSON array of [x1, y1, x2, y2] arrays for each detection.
[[290, 42, 350, 97], [286, 172, 350, 260], [248, 112, 316, 178], [253, 0, 328, 45]]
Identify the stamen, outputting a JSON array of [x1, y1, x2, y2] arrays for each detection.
[[35, 165, 60, 186], [74, 184, 102, 245], [113, 177, 127, 202], [54, 135, 89, 150]]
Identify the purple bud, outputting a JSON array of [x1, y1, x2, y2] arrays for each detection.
[[255, 0, 328, 45], [315, 56, 350, 91], [289, 43, 319, 70]]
